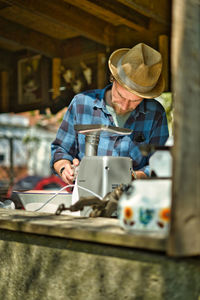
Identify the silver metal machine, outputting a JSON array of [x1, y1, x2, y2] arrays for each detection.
[[75, 124, 133, 200]]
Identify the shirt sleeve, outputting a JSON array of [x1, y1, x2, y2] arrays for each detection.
[[50, 97, 78, 170]]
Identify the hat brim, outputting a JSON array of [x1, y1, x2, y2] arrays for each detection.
[[108, 48, 165, 99]]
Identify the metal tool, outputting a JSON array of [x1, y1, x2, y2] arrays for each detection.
[[74, 124, 133, 215]]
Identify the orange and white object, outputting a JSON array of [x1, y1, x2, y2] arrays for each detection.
[[118, 179, 171, 236]]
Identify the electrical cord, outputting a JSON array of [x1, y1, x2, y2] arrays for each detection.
[[34, 184, 103, 212]]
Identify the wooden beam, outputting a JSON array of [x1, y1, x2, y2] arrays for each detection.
[[97, 53, 107, 89], [113, 26, 159, 49], [0, 1, 10, 9], [63, 0, 149, 31], [1, 0, 116, 46], [159, 35, 169, 91], [0, 3, 78, 40], [0, 71, 9, 112], [116, 0, 171, 26], [52, 58, 61, 100], [167, 0, 200, 256], [61, 37, 105, 59], [0, 17, 60, 57]]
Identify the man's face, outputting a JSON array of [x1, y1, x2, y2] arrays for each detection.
[[111, 80, 143, 115]]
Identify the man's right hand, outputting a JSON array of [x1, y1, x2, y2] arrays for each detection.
[[53, 158, 80, 185]]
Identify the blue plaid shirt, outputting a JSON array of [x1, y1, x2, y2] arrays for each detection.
[[51, 84, 169, 176]]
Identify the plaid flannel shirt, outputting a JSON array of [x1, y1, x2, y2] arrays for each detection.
[[51, 84, 169, 176]]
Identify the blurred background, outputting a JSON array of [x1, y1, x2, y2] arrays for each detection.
[[0, 0, 172, 202]]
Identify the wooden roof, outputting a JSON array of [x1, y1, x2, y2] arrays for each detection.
[[0, 0, 171, 58]]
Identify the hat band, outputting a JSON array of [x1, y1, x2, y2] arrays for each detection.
[[117, 57, 157, 93]]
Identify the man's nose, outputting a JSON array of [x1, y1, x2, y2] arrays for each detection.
[[121, 100, 129, 110]]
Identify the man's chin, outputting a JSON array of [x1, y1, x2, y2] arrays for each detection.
[[112, 104, 132, 115], [117, 112, 128, 116], [115, 109, 130, 116]]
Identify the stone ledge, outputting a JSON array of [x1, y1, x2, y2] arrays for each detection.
[[0, 208, 166, 251]]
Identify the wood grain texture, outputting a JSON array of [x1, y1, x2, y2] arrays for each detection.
[[0, 16, 60, 57], [159, 35, 169, 91], [1, 0, 116, 46], [167, 0, 200, 256], [0, 71, 9, 112], [0, 208, 166, 251]]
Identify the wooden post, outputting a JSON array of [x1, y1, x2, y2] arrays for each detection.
[[9, 137, 14, 187], [0, 71, 9, 112], [97, 53, 107, 89], [167, 0, 200, 256], [158, 35, 169, 91], [52, 58, 61, 100]]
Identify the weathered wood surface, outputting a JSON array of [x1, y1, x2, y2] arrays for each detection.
[[2, 0, 116, 46], [117, 0, 170, 25], [52, 58, 61, 99], [0, 0, 171, 56], [0, 16, 60, 57], [63, 0, 150, 31], [158, 34, 169, 91], [0, 71, 9, 112], [97, 53, 107, 89], [0, 208, 166, 251], [167, 0, 200, 256], [0, 4, 78, 40]]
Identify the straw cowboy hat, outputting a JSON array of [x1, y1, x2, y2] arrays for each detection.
[[108, 43, 165, 98]]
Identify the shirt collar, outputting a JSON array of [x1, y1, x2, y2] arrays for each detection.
[[93, 84, 112, 112], [131, 98, 151, 119]]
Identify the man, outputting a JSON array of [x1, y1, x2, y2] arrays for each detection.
[[51, 43, 169, 184]]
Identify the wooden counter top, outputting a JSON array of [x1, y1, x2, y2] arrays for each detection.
[[0, 208, 167, 251]]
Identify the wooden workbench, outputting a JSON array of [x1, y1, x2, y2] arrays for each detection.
[[0, 208, 166, 251]]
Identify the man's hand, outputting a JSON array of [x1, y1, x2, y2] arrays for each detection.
[[135, 170, 147, 179], [53, 158, 79, 185]]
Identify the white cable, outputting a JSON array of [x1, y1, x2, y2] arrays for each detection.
[[34, 185, 73, 211], [75, 185, 103, 200], [34, 184, 103, 212]]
